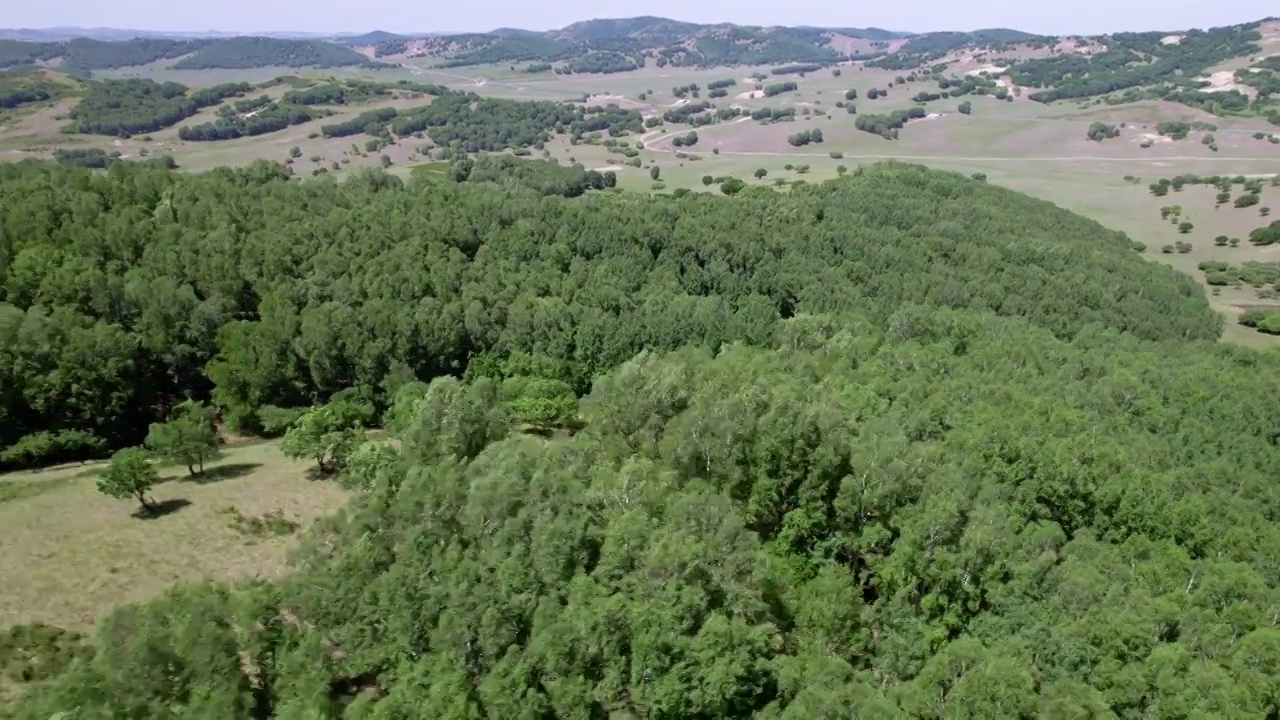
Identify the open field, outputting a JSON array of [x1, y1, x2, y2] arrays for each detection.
[[0, 441, 348, 630]]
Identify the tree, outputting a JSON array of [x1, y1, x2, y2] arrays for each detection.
[[501, 376, 577, 431], [97, 447, 159, 514], [649, 165, 660, 181], [754, 168, 768, 179], [701, 174, 714, 186], [1178, 221, 1194, 234], [958, 101, 972, 115], [720, 177, 747, 195], [1262, 207, 1272, 217], [280, 394, 369, 475], [844, 88, 858, 100], [836, 164, 848, 175], [144, 400, 219, 476]]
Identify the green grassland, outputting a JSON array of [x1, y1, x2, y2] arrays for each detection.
[[0, 440, 348, 631]]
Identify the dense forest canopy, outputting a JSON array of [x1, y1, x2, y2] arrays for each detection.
[[5, 158, 1280, 717], [0, 159, 1215, 471], [172, 37, 377, 69]]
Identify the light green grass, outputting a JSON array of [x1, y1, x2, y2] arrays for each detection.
[[0, 441, 348, 631]]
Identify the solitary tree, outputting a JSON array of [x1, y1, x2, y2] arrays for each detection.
[[281, 394, 369, 475], [145, 400, 219, 476], [97, 447, 160, 515], [754, 168, 768, 179], [701, 175, 714, 186], [649, 166, 661, 181], [1262, 207, 1272, 217], [958, 101, 972, 115], [1178, 221, 1194, 234]]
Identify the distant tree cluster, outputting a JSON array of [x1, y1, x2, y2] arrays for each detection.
[[855, 107, 927, 139], [770, 63, 826, 75], [671, 130, 699, 147], [751, 107, 796, 123], [762, 81, 798, 97], [172, 37, 374, 69], [786, 128, 823, 146], [1003, 22, 1261, 104], [663, 100, 713, 124], [66, 79, 247, 136], [1086, 122, 1120, 141], [178, 102, 316, 141], [671, 83, 700, 98], [706, 78, 737, 90], [558, 51, 639, 74], [320, 106, 399, 139], [450, 155, 617, 197]]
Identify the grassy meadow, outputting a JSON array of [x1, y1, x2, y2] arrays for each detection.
[[0, 441, 348, 631]]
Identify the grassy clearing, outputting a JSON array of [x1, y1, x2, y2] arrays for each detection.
[[0, 441, 348, 631]]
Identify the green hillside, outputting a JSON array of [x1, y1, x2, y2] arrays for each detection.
[[5, 158, 1280, 715]]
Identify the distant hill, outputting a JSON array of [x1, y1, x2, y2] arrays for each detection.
[[0, 14, 1274, 95]]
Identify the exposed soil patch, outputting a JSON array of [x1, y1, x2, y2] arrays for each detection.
[[1161, 35, 1184, 46], [1198, 70, 1254, 96]]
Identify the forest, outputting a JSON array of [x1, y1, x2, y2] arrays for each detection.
[[0, 159, 1215, 467], [1005, 22, 1262, 103], [171, 37, 376, 69], [64, 78, 250, 136], [177, 101, 317, 141], [9, 158, 1280, 717], [0, 38, 205, 74]]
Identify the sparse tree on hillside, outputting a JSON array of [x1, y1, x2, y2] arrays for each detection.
[[1178, 221, 1194, 234], [702, 175, 714, 186], [144, 400, 219, 477], [281, 393, 370, 475], [97, 447, 160, 515], [1262, 207, 1271, 217], [754, 168, 768, 179], [958, 101, 972, 115], [649, 165, 660, 181]]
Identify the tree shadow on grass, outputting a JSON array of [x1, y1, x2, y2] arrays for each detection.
[[186, 463, 262, 485], [133, 498, 191, 520]]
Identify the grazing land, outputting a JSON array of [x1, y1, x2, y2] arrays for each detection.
[[0, 441, 348, 630]]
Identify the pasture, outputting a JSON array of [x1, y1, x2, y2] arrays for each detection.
[[0, 441, 348, 631]]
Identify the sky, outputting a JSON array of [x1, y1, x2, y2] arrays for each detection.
[[6, 0, 1275, 37]]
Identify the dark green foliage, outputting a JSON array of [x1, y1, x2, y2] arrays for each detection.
[[558, 51, 639, 74], [787, 128, 823, 147], [844, 88, 858, 100], [449, 155, 616, 197], [1006, 22, 1262, 103], [750, 106, 796, 123], [771, 63, 826, 75], [0, 430, 105, 469], [1250, 220, 1280, 245], [0, 38, 205, 74], [0, 623, 92, 684], [524, 62, 553, 73], [392, 94, 642, 150], [319, 106, 398, 138], [899, 28, 1041, 54], [662, 100, 713, 125], [707, 78, 737, 90], [1238, 308, 1280, 333], [671, 130, 699, 147], [22, 287, 1280, 714], [1086, 122, 1120, 141], [172, 37, 372, 69], [1235, 193, 1261, 208], [958, 100, 972, 114], [0, 160, 1221, 470], [671, 83, 700, 98], [179, 101, 315, 141], [0, 70, 66, 109], [855, 107, 927, 138], [67, 79, 247, 136], [763, 81, 798, 97], [51, 147, 118, 169]]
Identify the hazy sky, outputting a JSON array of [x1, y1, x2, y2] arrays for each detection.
[[8, 0, 1274, 36]]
